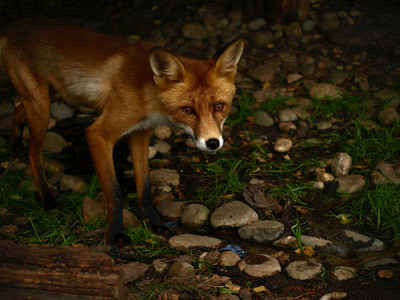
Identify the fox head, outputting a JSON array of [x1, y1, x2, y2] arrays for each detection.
[[149, 37, 244, 154]]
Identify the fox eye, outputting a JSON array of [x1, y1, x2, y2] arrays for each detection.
[[214, 103, 224, 112], [182, 107, 194, 115]]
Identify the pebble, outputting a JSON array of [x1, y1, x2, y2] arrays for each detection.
[[286, 260, 323, 280], [60, 174, 86, 192], [238, 220, 284, 243], [309, 83, 342, 99], [238, 254, 281, 277], [371, 161, 400, 185], [250, 31, 273, 47], [50, 101, 74, 120], [154, 126, 172, 139], [156, 200, 185, 219], [181, 203, 210, 230], [331, 152, 352, 177], [377, 107, 399, 126], [81, 196, 107, 225], [278, 108, 298, 122], [149, 169, 180, 186], [333, 266, 357, 281], [253, 110, 274, 126], [315, 120, 332, 130], [218, 251, 241, 266], [169, 234, 223, 249], [168, 262, 195, 277], [210, 201, 259, 229], [248, 18, 267, 31], [182, 22, 208, 40], [336, 175, 365, 193], [274, 137, 293, 153], [279, 121, 296, 132], [43, 132, 68, 153]]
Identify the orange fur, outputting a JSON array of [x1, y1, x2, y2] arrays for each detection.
[[1, 18, 244, 243]]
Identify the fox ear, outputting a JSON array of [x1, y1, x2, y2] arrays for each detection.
[[150, 48, 186, 86], [213, 37, 244, 79]]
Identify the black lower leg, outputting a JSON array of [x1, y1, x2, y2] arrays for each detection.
[[141, 174, 166, 228]]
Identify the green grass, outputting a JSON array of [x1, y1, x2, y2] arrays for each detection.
[[343, 119, 400, 166], [0, 166, 104, 245], [225, 92, 255, 126], [351, 183, 400, 240]]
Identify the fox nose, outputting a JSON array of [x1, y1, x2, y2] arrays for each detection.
[[206, 139, 220, 150]]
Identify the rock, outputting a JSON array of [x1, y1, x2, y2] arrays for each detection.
[[363, 258, 398, 269], [50, 101, 74, 120], [153, 140, 171, 154], [309, 83, 342, 99], [123, 209, 141, 229], [286, 260, 323, 280], [287, 73, 302, 83], [181, 204, 210, 230], [284, 22, 302, 38], [218, 251, 241, 266], [279, 122, 296, 132], [331, 153, 352, 177], [315, 120, 332, 130], [152, 259, 169, 273], [377, 107, 399, 126], [238, 254, 281, 277], [333, 266, 357, 281], [300, 235, 332, 248], [313, 181, 325, 190], [182, 22, 207, 40], [317, 172, 335, 182], [169, 234, 223, 249], [149, 169, 180, 186], [0, 102, 15, 117], [249, 64, 277, 82], [168, 262, 195, 277], [238, 220, 284, 243], [210, 201, 259, 229], [320, 292, 347, 300], [248, 18, 267, 31], [273, 236, 298, 249], [354, 73, 369, 92], [302, 20, 316, 31], [375, 89, 400, 105], [254, 110, 274, 126], [278, 51, 297, 63], [81, 196, 107, 224], [344, 230, 385, 252], [329, 71, 348, 86], [336, 175, 365, 193], [156, 200, 185, 219], [121, 262, 149, 284], [274, 138, 293, 153], [42, 157, 66, 174], [278, 109, 298, 122], [154, 126, 172, 139], [250, 31, 273, 47], [43, 132, 68, 153], [371, 161, 400, 185], [60, 174, 86, 192], [319, 12, 340, 32]]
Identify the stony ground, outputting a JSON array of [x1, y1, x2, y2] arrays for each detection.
[[1, 0, 400, 299]]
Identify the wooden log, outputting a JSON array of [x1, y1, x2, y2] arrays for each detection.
[[0, 240, 129, 299]]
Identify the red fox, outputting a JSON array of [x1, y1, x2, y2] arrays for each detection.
[[0, 18, 244, 243]]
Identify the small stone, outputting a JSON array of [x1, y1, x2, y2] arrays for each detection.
[[182, 22, 207, 40], [329, 71, 348, 86], [313, 181, 325, 190], [287, 73, 302, 83], [286, 260, 323, 280], [274, 138, 293, 153], [238, 220, 285, 243], [371, 161, 400, 185], [331, 153, 352, 177], [210, 201, 258, 229], [336, 175, 365, 193], [149, 169, 180, 186], [238, 254, 281, 277], [250, 31, 273, 47], [309, 83, 342, 99], [60, 174, 86, 192], [156, 200, 185, 219], [81, 196, 107, 225], [152, 259, 169, 273], [377, 107, 399, 126], [43, 132, 68, 153], [169, 234, 223, 249], [50, 101, 74, 120], [315, 120, 332, 130], [218, 251, 241, 266], [168, 262, 195, 277], [123, 209, 141, 229], [254, 110, 274, 126], [248, 18, 267, 31], [284, 22, 302, 38], [273, 236, 298, 250], [154, 126, 172, 139], [278, 109, 298, 122], [363, 258, 398, 269], [333, 266, 357, 281], [181, 204, 210, 230], [153, 140, 171, 154], [279, 122, 296, 132]]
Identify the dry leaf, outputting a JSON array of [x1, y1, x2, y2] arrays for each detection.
[[295, 245, 315, 256], [253, 286, 266, 293], [378, 270, 393, 279]]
